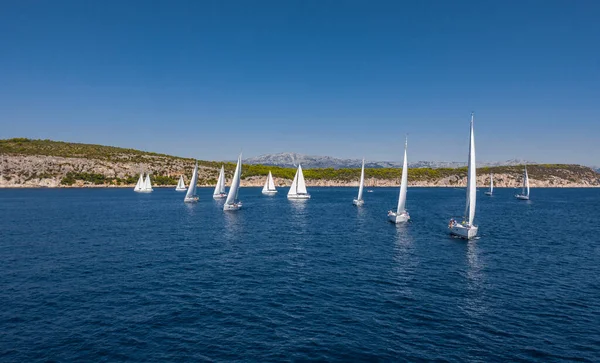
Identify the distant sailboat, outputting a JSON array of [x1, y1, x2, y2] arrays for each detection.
[[134, 172, 153, 193], [515, 166, 530, 200], [143, 174, 153, 192], [223, 154, 242, 211], [262, 171, 277, 195], [184, 162, 199, 203], [175, 175, 186, 191], [134, 173, 144, 192], [484, 173, 493, 196], [448, 113, 478, 239], [388, 138, 410, 223], [287, 164, 310, 199], [353, 159, 365, 206], [213, 165, 227, 199]]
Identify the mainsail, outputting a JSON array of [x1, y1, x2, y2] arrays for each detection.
[[523, 167, 530, 197], [357, 159, 365, 201], [214, 166, 226, 196], [397, 138, 409, 214], [464, 113, 476, 225], [296, 165, 307, 194], [225, 155, 242, 206], [185, 162, 198, 199]]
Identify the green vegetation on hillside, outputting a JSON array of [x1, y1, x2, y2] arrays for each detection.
[[3, 138, 597, 186]]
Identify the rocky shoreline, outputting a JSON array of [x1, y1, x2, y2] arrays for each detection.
[[1, 153, 599, 189]]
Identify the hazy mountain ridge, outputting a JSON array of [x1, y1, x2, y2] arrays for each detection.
[[245, 152, 537, 169]]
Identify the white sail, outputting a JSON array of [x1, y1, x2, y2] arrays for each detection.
[[296, 165, 307, 194], [262, 174, 269, 193], [185, 162, 198, 199], [262, 171, 276, 193], [489, 173, 494, 193], [219, 166, 226, 194], [267, 171, 276, 191], [397, 138, 409, 214], [464, 113, 476, 226], [224, 155, 242, 206], [524, 167, 530, 197], [134, 173, 144, 191], [176, 175, 186, 190], [357, 159, 365, 201], [144, 174, 153, 191], [214, 166, 227, 196], [214, 166, 223, 195], [288, 168, 299, 196]]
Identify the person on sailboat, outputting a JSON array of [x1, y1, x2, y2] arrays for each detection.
[[449, 218, 456, 228]]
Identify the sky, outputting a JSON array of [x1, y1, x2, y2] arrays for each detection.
[[1, 0, 599, 165]]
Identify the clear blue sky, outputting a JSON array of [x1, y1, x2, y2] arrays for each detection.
[[1, 1, 599, 165]]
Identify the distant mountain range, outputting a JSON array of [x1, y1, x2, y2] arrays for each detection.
[[245, 152, 538, 169]]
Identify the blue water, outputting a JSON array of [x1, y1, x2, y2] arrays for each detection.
[[1, 187, 599, 362]]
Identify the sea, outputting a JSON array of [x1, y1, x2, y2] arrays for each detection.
[[1, 187, 599, 362]]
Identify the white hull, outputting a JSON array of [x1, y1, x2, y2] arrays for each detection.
[[484, 191, 492, 196], [449, 223, 478, 239], [262, 190, 277, 195], [184, 196, 199, 203], [135, 189, 153, 193], [288, 194, 311, 199], [352, 198, 364, 206], [515, 194, 529, 200], [388, 211, 410, 223], [223, 202, 242, 211], [213, 193, 227, 199], [176, 187, 187, 192]]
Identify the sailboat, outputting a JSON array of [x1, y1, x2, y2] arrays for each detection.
[[175, 175, 187, 191], [134, 172, 153, 193], [448, 113, 478, 239], [134, 173, 145, 192], [287, 164, 310, 199], [353, 159, 365, 206], [388, 138, 410, 223], [484, 173, 493, 196], [223, 154, 242, 211], [262, 171, 277, 195], [184, 162, 199, 203], [515, 166, 530, 200], [143, 174, 153, 192], [213, 165, 227, 199]]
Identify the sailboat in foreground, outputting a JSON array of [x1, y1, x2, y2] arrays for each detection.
[[448, 113, 478, 239], [353, 159, 366, 206], [262, 171, 277, 195], [223, 154, 242, 211], [184, 162, 199, 203], [175, 175, 187, 191], [213, 165, 227, 199], [484, 173, 493, 196], [515, 166, 530, 200], [388, 138, 410, 223], [287, 164, 310, 199], [134, 172, 153, 193]]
